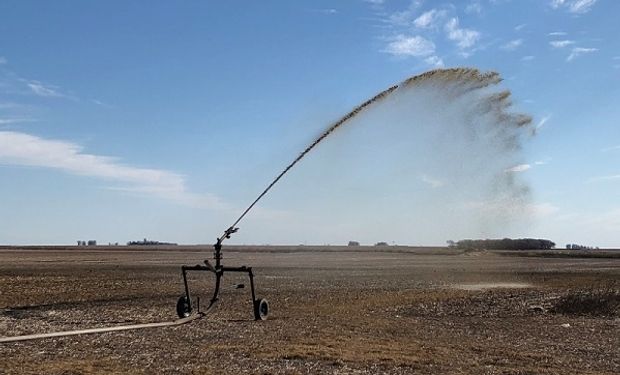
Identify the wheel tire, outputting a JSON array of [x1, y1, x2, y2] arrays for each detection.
[[253, 298, 269, 320], [176, 295, 192, 318]]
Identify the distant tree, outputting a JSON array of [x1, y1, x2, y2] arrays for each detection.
[[348, 241, 360, 246], [375, 241, 389, 246], [566, 243, 595, 250], [446, 240, 456, 248]]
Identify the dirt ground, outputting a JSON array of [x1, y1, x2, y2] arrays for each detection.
[[0, 246, 619, 374]]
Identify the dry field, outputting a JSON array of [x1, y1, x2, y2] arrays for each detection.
[[0, 246, 619, 374]]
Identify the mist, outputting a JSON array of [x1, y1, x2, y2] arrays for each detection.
[[236, 68, 535, 245]]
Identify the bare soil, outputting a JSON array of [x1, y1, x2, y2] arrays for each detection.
[[0, 246, 619, 374]]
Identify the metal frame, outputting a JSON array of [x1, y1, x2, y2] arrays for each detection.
[[179, 227, 267, 320]]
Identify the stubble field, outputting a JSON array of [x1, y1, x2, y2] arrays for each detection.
[[0, 246, 619, 374]]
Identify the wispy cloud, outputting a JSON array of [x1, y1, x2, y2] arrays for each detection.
[[444, 17, 481, 53], [413, 9, 446, 29], [550, 0, 567, 9], [23, 80, 72, 99], [514, 24, 527, 32], [387, 1, 423, 26], [500, 39, 523, 51], [420, 174, 444, 188], [383, 34, 444, 67], [548, 31, 567, 36], [505, 164, 531, 173], [383, 34, 436, 57], [549, 40, 575, 48], [91, 99, 114, 108], [568, 0, 598, 13], [424, 55, 444, 67], [0, 57, 7, 65], [550, 0, 598, 14], [567, 47, 598, 61], [521, 55, 535, 61], [0, 131, 224, 209]]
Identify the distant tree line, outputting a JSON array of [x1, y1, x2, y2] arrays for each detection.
[[566, 244, 598, 250], [454, 238, 556, 250], [127, 238, 177, 246]]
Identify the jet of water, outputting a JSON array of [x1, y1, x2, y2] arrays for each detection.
[[220, 68, 532, 242]]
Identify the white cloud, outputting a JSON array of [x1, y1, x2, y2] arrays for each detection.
[[567, 47, 598, 61], [549, 40, 575, 48], [25, 80, 67, 98], [601, 145, 620, 152], [569, 0, 598, 13], [383, 35, 436, 57], [548, 31, 567, 36], [364, 0, 385, 4], [550, 0, 598, 13], [387, 1, 423, 26], [420, 174, 444, 188], [0, 57, 7, 64], [424, 55, 444, 67], [521, 55, 535, 61], [500, 39, 523, 51], [413, 9, 446, 28], [514, 24, 527, 31], [0, 131, 224, 209], [505, 164, 531, 173], [444, 17, 481, 51], [550, 0, 567, 8]]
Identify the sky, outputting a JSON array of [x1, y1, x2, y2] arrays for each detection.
[[0, 0, 619, 247]]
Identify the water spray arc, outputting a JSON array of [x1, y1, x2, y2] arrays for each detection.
[[175, 68, 516, 320]]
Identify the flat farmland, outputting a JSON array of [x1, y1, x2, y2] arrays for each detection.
[[0, 246, 619, 374]]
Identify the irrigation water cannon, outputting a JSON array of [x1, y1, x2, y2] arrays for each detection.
[[176, 226, 270, 320], [173, 69, 493, 322]]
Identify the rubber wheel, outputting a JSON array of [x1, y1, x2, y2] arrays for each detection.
[[253, 298, 269, 320], [176, 295, 192, 318]]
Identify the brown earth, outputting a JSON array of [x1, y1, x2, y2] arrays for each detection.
[[0, 246, 619, 374]]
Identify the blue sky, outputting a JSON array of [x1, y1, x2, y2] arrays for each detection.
[[0, 0, 619, 247]]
